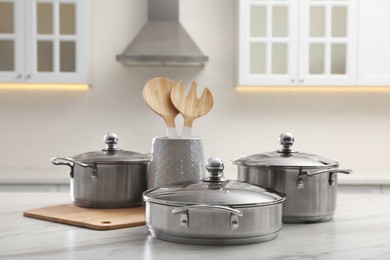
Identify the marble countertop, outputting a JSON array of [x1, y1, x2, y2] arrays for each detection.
[[1, 192, 390, 260]]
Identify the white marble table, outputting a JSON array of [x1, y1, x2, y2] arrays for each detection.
[[1, 192, 390, 260]]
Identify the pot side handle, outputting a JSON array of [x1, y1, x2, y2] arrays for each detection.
[[297, 168, 352, 189], [51, 157, 98, 180], [51, 157, 75, 178], [301, 168, 352, 177], [172, 204, 243, 230], [51, 157, 74, 167], [172, 204, 243, 216]]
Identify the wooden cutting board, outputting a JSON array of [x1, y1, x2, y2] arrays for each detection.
[[23, 204, 145, 230]]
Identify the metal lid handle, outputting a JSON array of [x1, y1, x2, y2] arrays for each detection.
[[278, 132, 295, 154], [102, 133, 119, 152], [203, 157, 226, 182]]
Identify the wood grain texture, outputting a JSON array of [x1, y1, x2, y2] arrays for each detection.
[[23, 204, 145, 230], [170, 81, 213, 127], [143, 77, 179, 128]]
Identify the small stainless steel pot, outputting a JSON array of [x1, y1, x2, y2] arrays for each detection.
[[143, 157, 286, 245], [52, 133, 150, 208], [232, 132, 352, 223]]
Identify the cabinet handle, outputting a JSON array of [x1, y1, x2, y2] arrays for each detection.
[[291, 79, 295, 83], [300, 79, 304, 83], [25, 75, 31, 79], [17, 74, 22, 79]]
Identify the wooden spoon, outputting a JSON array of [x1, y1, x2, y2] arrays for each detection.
[[143, 77, 179, 138], [170, 81, 213, 138]]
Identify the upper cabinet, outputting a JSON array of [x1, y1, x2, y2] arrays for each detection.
[[358, 0, 390, 86], [299, 0, 357, 86], [238, 0, 389, 87], [0, 0, 86, 83], [238, 0, 298, 86]]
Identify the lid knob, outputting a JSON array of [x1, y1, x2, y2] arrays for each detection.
[[279, 132, 295, 154], [205, 157, 225, 181], [103, 133, 119, 152]]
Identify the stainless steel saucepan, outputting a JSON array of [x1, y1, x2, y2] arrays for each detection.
[[143, 157, 286, 245], [52, 133, 150, 208], [232, 132, 352, 223]]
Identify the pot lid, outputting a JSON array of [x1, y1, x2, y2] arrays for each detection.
[[232, 132, 339, 168], [143, 157, 286, 207], [71, 133, 150, 164]]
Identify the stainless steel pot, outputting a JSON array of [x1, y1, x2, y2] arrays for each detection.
[[232, 132, 352, 223], [52, 133, 150, 208], [143, 157, 286, 245]]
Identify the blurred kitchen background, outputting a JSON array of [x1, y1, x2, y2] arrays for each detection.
[[0, 0, 389, 193]]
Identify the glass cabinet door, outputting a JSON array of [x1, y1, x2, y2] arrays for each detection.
[[0, 0, 85, 83], [239, 0, 298, 86], [26, 0, 84, 83], [0, 0, 24, 81], [299, 0, 357, 85]]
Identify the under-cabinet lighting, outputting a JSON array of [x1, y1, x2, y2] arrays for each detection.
[[0, 83, 89, 91], [236, 86, 390, 92]]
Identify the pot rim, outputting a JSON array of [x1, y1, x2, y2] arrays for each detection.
[[71, 159, 150, 165], [143, 199, 286, 208], [232, 162, 339, 170], [142, 188, 286, 208]]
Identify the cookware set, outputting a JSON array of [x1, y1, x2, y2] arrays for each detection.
[[52, 77, 351, 245]]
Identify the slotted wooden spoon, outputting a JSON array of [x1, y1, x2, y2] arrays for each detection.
[[143, 77, 179, 138], [170, 80, 213, 138]]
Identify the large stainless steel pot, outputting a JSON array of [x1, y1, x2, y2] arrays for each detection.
[[52, 133, 150, 208], [143, 157, 286, 245], [232, 132, 352, 223]]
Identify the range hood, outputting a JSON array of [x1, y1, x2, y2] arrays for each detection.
[[116, 0, 208, 66]]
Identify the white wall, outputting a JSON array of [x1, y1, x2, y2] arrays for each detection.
[[0, 0, 389, 182]]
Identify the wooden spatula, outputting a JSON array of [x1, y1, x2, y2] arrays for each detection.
[[170, 81, 213, 138], [143, 77, 179, 138]]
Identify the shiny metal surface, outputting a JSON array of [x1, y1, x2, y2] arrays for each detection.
[[237, 166, 338, 222], [144, 157, 285, 207], [71, 163, 147, 208], [52, 133, 150, 208], [143, 157, 285, 245], [233, 132, 352, 223], [116, 0, 208, 66], [232, 132, 339, 168], [148, 230, 280, 246], [67, 133, 150, 164], [145, 201, 282, 245], [102, 133, 119, 152], [172, 204, 244, 217], [144, 181, 285, 207]]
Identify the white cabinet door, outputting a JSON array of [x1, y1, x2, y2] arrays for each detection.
[[238, 0, 298, 86], [358, 0, 390, 86], [0, 0, 24, 82], [238, 0, 357, 87], [0, 0, 86, 83], [25, 0, 86, 83], [299, 0, 357, 86]]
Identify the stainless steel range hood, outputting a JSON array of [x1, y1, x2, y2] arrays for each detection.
[[116, 0, 208, 66]]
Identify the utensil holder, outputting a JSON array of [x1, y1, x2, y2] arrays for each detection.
[[147, 137, 206, 189]]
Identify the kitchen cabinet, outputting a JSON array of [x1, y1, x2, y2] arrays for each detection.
[[238, 0, 358, 87], [0, 0, 86, 83], [358, 0, 390, 86]]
